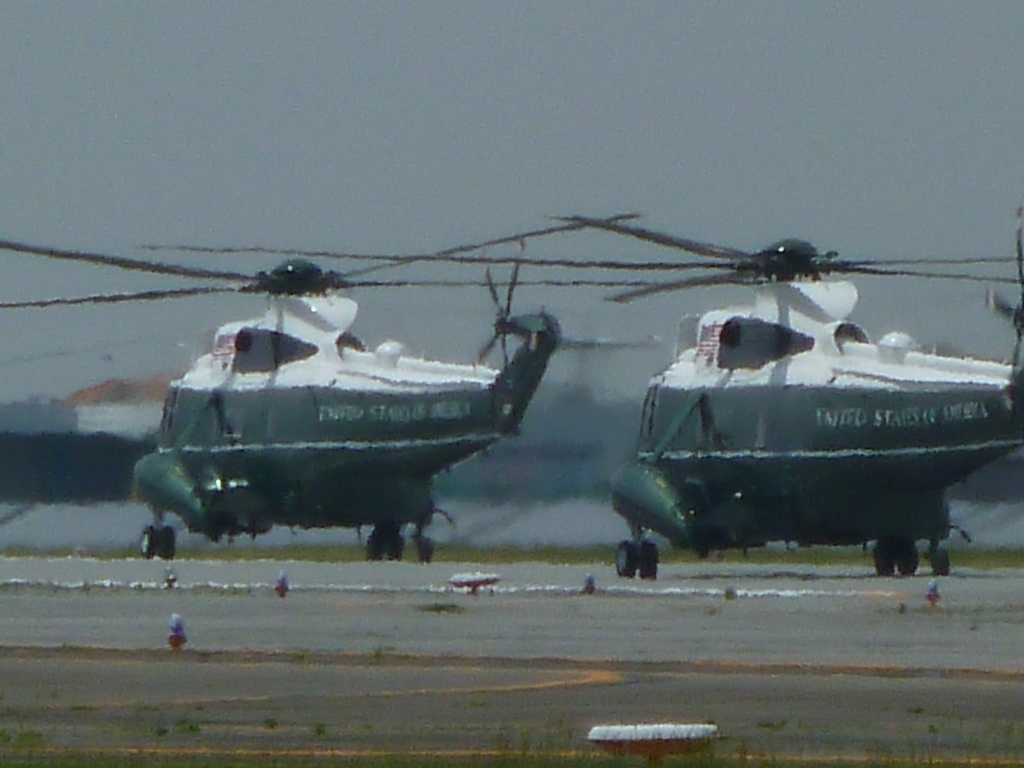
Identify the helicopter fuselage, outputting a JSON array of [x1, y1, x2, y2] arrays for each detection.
[[148, 381, 501, 538], [132, 296, 560, 556], [624, 381, 1016, 550], [610, 282, 1024, 575]]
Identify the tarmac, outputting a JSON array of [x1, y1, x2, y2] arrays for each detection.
[[2, 555, 1024, 760]]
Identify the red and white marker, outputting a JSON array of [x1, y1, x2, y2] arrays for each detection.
[[449, 572, 500, 596]]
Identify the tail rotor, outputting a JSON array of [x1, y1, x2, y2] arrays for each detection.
[[988, 206, 1024, 371], [477, 245, 523, 366]]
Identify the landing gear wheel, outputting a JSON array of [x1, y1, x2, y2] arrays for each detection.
[[368, 532, 385, 561], [366, 529, 384, 561], [384, 532, 404, 561], [874, 537, 919, 576], [873, 539, 895, 576], [142, 524, 176, 560], [929, 547, 950, 576], [367, 522, 404, 561], [615, 540, 639, 578], [895, 540, 918, 576], [638, 540, 659, 580], [140, 526, 157, 560], [156, 525, 176, 560], [415, 535, 435, 564]]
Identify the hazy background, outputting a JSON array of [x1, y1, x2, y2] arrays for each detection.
[[1, 2, 1023, 404]]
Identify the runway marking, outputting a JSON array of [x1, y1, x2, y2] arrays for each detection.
[[3, 649, 621, 711], [67, 667, 621, 710], [7, 648, 1024, 763], [15, 745, 1024, 765], [15, 746, 593, 760], [671, 658, 1024, 681], [0, 576, 909, 600], [6, 644, 1024, 684], [360, 666, 621, 698]]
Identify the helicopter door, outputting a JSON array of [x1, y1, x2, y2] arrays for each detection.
[[208, 386, 278, 445], [208, 392, 241, 443]]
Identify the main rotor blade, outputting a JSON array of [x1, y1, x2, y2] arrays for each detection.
[[345, 277, 662, 289], [554, 216, 749, 260], [605, 264, 1021, 303], [397, 251, 1024, 273], [138, 213, 641, 264], [607, 272, 753, 303], [869, 256, 1020, 267], [355, 253, 727, 271], [834, 263, 1018, 284], [0, 238, 250, 281], [0, 286, 234, 309]]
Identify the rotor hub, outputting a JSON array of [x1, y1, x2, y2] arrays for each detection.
[[250, 259, 347, 296]]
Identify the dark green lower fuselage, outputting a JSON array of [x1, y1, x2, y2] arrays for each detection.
[[613, 383, 1022, 552], [140, 384, 499, 539], [133, 311, 560, 543]]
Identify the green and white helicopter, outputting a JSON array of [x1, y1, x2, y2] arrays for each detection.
[[0, 220, 635, 562], [556, 213, 1024, 578]]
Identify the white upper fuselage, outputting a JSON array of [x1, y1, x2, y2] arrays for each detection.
[[174, 295, 498, 395], [657, 281, 1011, 393]]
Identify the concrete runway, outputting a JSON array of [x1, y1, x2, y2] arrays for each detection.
[[2, 555, 1024, 760]]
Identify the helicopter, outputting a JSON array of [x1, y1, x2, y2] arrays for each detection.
[[552, 213, 1024, 578], [0, 219, 651, 562]]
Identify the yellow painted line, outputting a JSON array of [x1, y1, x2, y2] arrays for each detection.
[[36, 665, 621, 711], [676, 658, 1024, 681], [362, 666, 621, 698], [10, 644, 1024, 683], [8, 644, 1024, 682]]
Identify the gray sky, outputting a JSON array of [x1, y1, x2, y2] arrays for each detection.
[[1, 2, 1023, 402]]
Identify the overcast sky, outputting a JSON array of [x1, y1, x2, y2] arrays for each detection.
[[1, 2, 1022, 402]]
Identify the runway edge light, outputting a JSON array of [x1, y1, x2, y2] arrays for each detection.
[[582, 573, 596, 594], [275, 570, 289, 598], [168, 613, 187, 651]]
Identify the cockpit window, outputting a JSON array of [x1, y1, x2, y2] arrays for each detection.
[[232, 328, 318, 373]]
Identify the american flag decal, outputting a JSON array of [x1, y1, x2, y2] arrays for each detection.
[[212, 331, 236, 357], [695, 322, 722, 366]]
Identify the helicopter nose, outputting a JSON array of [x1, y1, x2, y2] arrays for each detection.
[[609, 463, 692, 549], [133, 452, 204, 523]]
